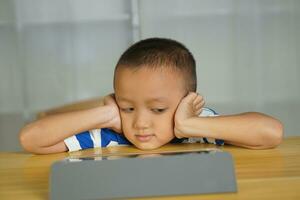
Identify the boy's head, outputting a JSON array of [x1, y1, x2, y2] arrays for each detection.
[[113, 38, 197, 150]]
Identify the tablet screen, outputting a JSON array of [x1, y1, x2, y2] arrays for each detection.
[[66, 148, 222, 162]]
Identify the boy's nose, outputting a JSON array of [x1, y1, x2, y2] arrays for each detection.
[[133, 114, 150, 130]]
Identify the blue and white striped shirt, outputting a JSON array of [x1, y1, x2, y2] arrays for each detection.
[[64, 107, 225, 152]]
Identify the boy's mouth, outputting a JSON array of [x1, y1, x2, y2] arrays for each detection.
[[135, 134, 154, 142]]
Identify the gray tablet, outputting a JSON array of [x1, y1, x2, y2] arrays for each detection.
[[50, 149, 237, 200]]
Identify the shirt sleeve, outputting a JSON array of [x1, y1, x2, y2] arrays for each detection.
[[64, 128, 130, 152]]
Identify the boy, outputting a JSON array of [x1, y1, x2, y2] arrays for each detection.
[[19, 38, 283, 154]]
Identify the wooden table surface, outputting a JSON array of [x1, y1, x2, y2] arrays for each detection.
[[0, 137, 300, 200]]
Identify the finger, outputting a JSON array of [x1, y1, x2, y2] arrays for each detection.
[[194, 99, 205, 108], [193, 94, 204, 105], [194, 102, 204, 110], [194, 104, 204, 115], [194, 107, 203, 116], [193, 98, 204, 107], [182, 92, 198, 105], [196, 101, 204, 108]]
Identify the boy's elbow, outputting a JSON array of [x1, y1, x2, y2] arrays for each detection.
[[19, 125, 32, 152], [19, 124, 40, 153], [19, 124, 67, 154], [263, 119, 284, 148]]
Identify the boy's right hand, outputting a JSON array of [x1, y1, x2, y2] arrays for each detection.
[[103, 94, 122, 133]]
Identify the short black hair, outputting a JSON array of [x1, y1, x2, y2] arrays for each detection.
[[114, 38, 197, 92]]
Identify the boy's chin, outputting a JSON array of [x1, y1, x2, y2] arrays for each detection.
[[133, 143, 164, 151]]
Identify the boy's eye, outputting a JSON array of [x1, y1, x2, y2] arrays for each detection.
[[152, 108, 166, 113], [120, 108, 134, 113]]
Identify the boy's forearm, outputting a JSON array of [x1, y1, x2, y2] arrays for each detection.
[[175, 112, 283, 149], [19, 105, 114, 152]]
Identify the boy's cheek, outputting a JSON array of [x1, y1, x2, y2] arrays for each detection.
[[119, 114, 128, 126], [119, 117, 132, 135]]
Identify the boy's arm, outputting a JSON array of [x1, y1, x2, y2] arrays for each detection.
[[174, 93, 284, 149], [19, 95, 121, 154]]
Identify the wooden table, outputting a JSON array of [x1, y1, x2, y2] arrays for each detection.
[[0, 137, 300, 200]]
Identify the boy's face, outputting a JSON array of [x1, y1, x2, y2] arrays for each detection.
[[114, 66, 186, 150]]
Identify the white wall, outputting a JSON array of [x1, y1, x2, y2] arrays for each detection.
[[0, 0, 299, 151], [139, 0, 300, 136]]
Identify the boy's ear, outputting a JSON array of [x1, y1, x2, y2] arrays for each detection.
[[107, 93, 116, 101], [111, 93, 116, 99]]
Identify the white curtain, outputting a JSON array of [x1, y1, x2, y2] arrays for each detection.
[[0, 0, 299, 151]]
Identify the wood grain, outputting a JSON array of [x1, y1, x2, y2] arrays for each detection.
[[0, 137, 299, 200]]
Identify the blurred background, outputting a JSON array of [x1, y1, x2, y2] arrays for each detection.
[[0, 0, 299, 151]]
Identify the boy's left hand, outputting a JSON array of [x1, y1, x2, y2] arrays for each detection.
[[174, 92, 205, 138], [103, 94, 122, 134]]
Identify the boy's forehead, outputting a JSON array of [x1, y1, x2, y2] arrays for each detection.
[[116, 95, 169, 103], [114, 67, 186, 101], [115, 66, 184, 85]]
